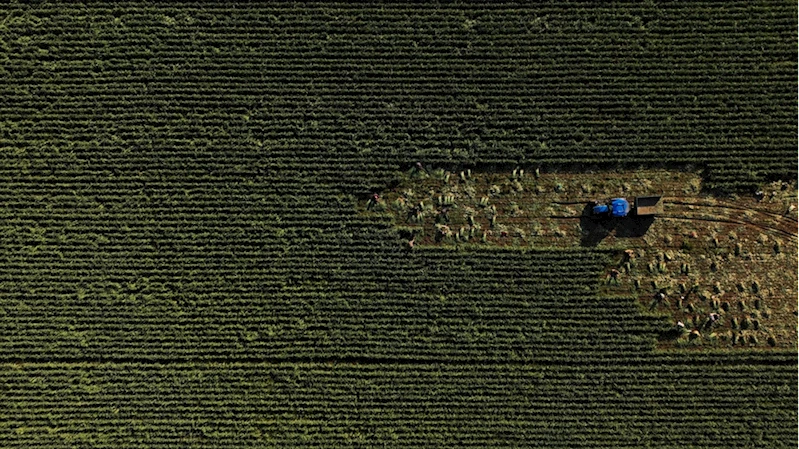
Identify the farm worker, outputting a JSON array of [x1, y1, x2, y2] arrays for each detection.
[[676, 321, 685, 328], [709, 313, 720, 323], [412, 162, 430, 176], [623, 249, 635, 260], [438, 207, 450, 223], [366, 193, 380, 210], [610, 269, 620, 279]]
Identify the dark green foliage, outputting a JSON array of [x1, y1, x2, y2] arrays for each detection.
[[0, 1, 795, 448], [0, 358, 795, 448]]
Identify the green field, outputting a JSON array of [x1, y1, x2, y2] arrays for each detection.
[[0, 1, 796, 447]]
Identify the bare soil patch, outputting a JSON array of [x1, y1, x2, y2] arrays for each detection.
[[364, 167, 798, 350]]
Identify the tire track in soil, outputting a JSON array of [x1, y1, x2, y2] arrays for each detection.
[[665, 198, 798, 223], [662, 199, 797, 241], [658, 214, 797, 241]]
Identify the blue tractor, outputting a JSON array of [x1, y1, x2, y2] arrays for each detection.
[[592, 198, 630, 218], [592, 196, 660, 218]]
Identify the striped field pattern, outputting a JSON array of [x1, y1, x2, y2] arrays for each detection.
[[0, 1, 795, 447]]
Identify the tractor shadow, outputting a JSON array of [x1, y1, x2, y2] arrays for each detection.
[[616, 215, 655, 238], [579, 204, 656, 247]]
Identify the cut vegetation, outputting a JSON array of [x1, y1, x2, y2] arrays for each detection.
[[370, 168, 798, 350]]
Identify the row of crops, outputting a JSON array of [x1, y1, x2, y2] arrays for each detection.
[[0, 356, 794, 448], [1, 2, 796, 193], [0, 224, 667, 361]]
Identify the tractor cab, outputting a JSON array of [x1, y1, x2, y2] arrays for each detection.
[[611, 198, 630, 217]]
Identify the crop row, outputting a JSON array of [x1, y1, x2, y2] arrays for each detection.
[[0, 358, 794, 448], [0, 244, 665, 360], [0, 2, 794, 192]]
